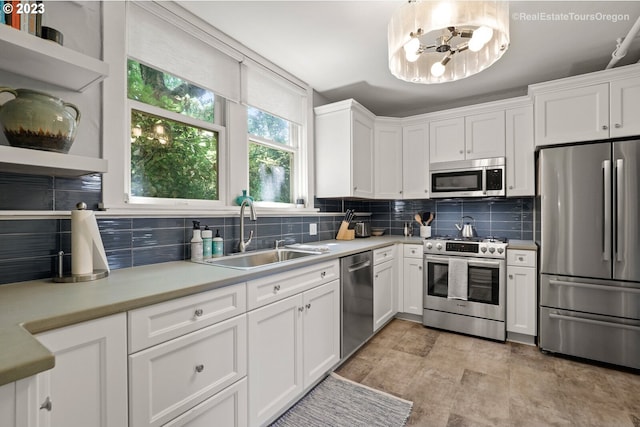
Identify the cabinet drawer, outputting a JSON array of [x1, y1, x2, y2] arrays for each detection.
[[129, 315, 247, 427], [507, 249, 536, 267], [403, 244, 422, 259], [247, 260, 339, 310], [373, 245, 395, 265], [128, 283, 246, 353], [163, 377, 247, 427]]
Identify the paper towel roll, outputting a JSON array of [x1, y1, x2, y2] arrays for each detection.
[[71, 206, 109, 275]]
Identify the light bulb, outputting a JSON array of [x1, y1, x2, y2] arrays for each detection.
[[403, 37, 420, 55], [406, 50, 420, 62], [431, 61, 445, 77], [473, 26, 494, 44], [468, 37, 484, 52]]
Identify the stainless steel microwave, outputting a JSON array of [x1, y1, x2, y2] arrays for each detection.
[[429, 157, 506, 198]]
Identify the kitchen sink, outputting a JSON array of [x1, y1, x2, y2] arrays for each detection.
[[203, 249, 320, 270]]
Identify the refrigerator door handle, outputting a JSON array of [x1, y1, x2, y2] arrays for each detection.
[[603, 160, 612, 261], [615, 159, 624, 262]]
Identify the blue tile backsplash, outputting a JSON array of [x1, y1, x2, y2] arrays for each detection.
[[0, 172, 533, 285]]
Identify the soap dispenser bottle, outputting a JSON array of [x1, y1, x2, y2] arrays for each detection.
[[202, 226, 213, 259], [190, 221, 203, 262], [213, 229, 224, 258]]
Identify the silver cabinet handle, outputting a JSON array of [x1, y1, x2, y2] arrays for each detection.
[[399, 190, 403, 194], [459, 150, 463, 154], [466, 149, 471, 154], [509, 185, 513, 189], [40, 397, 52, 411], [615, 123, 621, 128], [354, 186, 358, 191], [320, 271, 326, 278], [195, 364, 204, 373], [509, 274, 514, 279], [306, 303, 311, 310], [298, 306, 304, 312], [274, 285, 281, 293], [602, 125, 608, 130], [194, 309, 203, 317], [418, 266, 422, 270], [518, 256, 524, 261]]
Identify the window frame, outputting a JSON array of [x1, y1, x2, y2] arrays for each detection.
[[124, 60, 227, 209]]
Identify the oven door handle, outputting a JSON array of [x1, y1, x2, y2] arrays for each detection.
[[467, 260, 501, 268], [425, 255, 451, 263]]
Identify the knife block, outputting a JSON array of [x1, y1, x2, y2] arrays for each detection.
[[336, 221, 355, 240]]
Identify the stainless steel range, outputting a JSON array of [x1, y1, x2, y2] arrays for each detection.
[[423, 236, 507, 341]]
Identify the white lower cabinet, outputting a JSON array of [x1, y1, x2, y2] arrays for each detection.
[[0, 381, 16, 427], [506, 248, 537, 339], [373, 246, 396, 331], [163, 378, 247, 427], [15, 313, 128, 427], [129, 315, 247, 427], [402, 244, 424, 316], [248, 280, 340, 427]]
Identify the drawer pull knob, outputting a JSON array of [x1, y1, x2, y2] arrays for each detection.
[[602, 125, 608, 130], [518, 257, 524, 261], [274, 285, 281, 293], [298, 306, 304, 312], [509, 274, 514, 279], [195, 364, 205, 373], [615, 123, 621, 128], [194, 309, 204, 317], [40, 397, 52, 412], [419, 266, 422, 270], [321, 272, 326, 278], [306, 303, 311, 310]]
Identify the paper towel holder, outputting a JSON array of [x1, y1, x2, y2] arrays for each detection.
[[53, 251, 109, 283], [52, 202, 109, 283]]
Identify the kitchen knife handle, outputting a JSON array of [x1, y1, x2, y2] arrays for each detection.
[[602, 160, 611, 262]]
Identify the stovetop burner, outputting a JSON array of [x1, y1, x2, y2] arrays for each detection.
[[424, 235, 508, 258]]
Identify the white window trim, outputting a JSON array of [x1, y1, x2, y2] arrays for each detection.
[[102, 1, 315, 214]]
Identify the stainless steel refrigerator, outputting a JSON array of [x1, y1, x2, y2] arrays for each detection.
[[538, 139, 640, 369]]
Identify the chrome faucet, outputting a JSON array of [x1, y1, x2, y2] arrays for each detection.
[[238, 198, 257, 252], [275, 239, 285, 250]]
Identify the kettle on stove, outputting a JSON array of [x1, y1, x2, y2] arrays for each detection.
[[455, 216, 477, 238]]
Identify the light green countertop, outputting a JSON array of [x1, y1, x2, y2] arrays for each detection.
[[0, 236, 422, 386]]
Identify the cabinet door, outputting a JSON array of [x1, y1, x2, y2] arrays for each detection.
[[248, 294, 303, 427], [534, 83, 609, 146], [429, 117, 465, 163], [402, 257, 424, 316], [610, 76, 640, 138], [315, 106, 352, 197], [505, 106, 534, 197], [402, 124, 429, 199], [465, 111, 505, 159], [506, 266, 537, 336], [0, 382, 15, 427], [302, 280, 340, 389], [352, 108, 374, 198], [16, 314, 127, 427], [374, 123, 403, 199], [129, 315, 247, 427], [373, 260, 395, 331]]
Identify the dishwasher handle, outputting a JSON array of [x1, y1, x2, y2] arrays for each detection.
[[347, 260, 371, 273]]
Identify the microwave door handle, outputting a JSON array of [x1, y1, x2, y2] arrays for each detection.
[[482, 168, 487, 195], [615, 159, 624, 262]]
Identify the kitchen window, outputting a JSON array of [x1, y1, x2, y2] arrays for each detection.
[[248, 106, 298, 205], [126, 59, 226, 205]]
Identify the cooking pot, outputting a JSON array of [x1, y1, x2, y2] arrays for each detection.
[[455, 216, 477, 238], [354, 222, 371, 238]]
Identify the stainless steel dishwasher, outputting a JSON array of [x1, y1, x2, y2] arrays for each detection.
[[341, 251, 374, 359]]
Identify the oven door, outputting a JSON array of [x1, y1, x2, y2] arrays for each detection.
[[424, 254, 505, 321]]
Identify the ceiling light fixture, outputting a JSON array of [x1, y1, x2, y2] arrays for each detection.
[[388, 1, 510, 84]]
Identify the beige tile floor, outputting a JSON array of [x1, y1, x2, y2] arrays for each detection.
[[336, 319, 640, 427]]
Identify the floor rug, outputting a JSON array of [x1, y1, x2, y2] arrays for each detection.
[[270, 373, 413, 427]]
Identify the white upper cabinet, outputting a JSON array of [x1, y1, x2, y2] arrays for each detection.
[[315, 99, 375, 198], [430, 110, 505, 163], [402, 123, 429, 199], [505, 104, 535, 197], [531, 64, 640, 146], [429, 117, 465, 163], [374, 120, 403, 199], [610, 75, 640, 138]]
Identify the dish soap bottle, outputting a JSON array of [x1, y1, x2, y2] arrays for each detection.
[[202, 226, 213, 259], [190, 221, 203, 262], [213, 229, 224, 258]]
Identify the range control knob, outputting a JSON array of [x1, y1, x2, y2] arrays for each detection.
[[497, 247, 504, 254], [435, 243, 443, 250], [480, 246, 487, 253], [488, 247, 495, 253], [426, 242, 433, 250]]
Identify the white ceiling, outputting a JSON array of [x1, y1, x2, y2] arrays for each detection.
[[178, 1, 640, 117]]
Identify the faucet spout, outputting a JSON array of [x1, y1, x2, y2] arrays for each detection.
[[238, 198, 257, 252]]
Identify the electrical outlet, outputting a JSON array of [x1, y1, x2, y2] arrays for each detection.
[[309, 223, 317, 236]]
